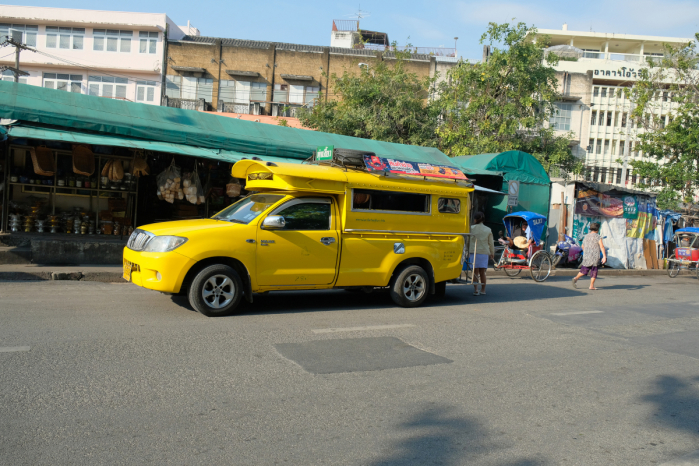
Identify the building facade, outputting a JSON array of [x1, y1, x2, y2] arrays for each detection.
[[538, 26, 693, 187], [164, 21, 458, 115], [0, 5, 197, 105]]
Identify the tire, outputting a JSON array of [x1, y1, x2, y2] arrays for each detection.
[[529, 251, 552, 282], [188, 264, 244, 317], [389, 265, 430, 308], [551, 253, 563, 269], [496, 249, 522, 277], [668, 254, 680, 278], [333, 148, 372, 167], [433, 281, 447, 298]]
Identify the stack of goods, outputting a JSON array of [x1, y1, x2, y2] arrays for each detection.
[[9, 214, 21, 232], [102, 159, 124, 182], [182, 166, 206, 205], [47, 215, 60, 233]]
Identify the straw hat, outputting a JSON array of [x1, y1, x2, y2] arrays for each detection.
[[513, 236, 529, 249]]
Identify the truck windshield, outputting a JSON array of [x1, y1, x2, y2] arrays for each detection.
[[212, 194, 284, 224]]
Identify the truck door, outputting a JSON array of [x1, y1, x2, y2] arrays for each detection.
[[256, 197, 339, 286]]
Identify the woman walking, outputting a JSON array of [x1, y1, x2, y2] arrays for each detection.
[[469, 212, 495, 295], [572, 222, 607, 290]]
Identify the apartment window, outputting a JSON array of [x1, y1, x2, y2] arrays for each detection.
[[614, 112, 619, 127], [593, 87, 599, 98], [588, 139, 594, 153], [600, 168, 607, 184], [139, 31, 158, 54], [251, 82, 267, 101], [0, 24, 38, 46], [662, 91, 668, 102], [611, 140, 617, 156], [93, 29, 132, 52], [305, 86, 320, 105], [195, 78, 213, 101], [596, 140, 602, 155], [659, 115, 666, 129], [273, 83, 289, 102], [601, 87, 607, 98], [45, 27, 84, 49], [606, 112, 613, 126], [604, 140, 610, 155], [219, 80, 236, 103], [616, 168, 623, 184], [598, 111, 604, 126], [165, 75, 181, 99], [621, 113, 627, 128], [1, 69, 27, 84], [631, 173, 637, 184], [43, 73, 82, 93], [136, 81, 157, 102], [352, 189, 430, 214], [550, 103, 572, 130], [590, 110, 597, 125], [593, 167, 600, 182], [88, 76, 128, 99]]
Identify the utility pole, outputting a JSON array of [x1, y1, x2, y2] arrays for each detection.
[[1, 36, 31, 82]]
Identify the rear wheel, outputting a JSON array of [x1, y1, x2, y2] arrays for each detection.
[[530, 251, 552, 282], [668, 254, 680, 278], [188, 264, 244, 317], [390, 265, 429, 308]]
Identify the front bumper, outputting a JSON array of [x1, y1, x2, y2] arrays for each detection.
[[123, 247, 196, 293]]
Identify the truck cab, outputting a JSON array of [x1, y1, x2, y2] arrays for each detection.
[[123, 159, 473, 316]]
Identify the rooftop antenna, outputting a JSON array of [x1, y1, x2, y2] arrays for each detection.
[[346, 5, 370, 29]]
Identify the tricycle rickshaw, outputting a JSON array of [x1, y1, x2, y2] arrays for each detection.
[[494, 211, 552, 282], [667, 227, 699, 278]]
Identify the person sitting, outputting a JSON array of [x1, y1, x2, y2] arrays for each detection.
[[506, 220, 534, 251]]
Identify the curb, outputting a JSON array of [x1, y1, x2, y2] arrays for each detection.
[[0, 271, 124, 283]]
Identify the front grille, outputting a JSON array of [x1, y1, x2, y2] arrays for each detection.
[[127, 229, 154, 251]]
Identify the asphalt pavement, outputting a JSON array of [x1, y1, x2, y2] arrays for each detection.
[[1, 274, 699, 465]]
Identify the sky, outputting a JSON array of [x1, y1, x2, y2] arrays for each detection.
[[8, 0, 699, 60]]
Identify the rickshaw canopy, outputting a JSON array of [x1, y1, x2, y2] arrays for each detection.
[[675, 228, 699, 235], [503, 211, 547, 243]]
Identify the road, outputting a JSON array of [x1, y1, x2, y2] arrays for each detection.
[[1, 274, 699, 465]]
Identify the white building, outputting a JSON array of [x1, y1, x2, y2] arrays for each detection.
[[0, 5, 199, 105], [537, 26, 693, 187]]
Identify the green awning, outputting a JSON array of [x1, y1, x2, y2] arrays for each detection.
[[6, 125, 302, 165], [0, 80, 457, 168], [452, 151, 550, 185]]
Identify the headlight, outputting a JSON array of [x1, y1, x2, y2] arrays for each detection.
[[143, 236, 188, 252]]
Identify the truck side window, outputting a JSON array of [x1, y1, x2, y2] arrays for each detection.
[[352, 189, 430, 213], [277, 202, 331, 230], [438, 198, 461, 214]]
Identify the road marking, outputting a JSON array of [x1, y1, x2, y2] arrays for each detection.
[[312, 324, 416, 334], [0, 346, 30, 353], [550, 311, 604, 316]]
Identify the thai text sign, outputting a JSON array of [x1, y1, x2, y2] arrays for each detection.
[[316, 146, 334, 161]]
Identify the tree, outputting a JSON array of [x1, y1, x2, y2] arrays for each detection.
[[298, 51, 440, 146], [436, 22, 580, 175], [622, 33, 699, 210]]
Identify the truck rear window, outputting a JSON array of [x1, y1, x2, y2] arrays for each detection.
[[212, 194, 284, 224], [352, 189, 430, 214]]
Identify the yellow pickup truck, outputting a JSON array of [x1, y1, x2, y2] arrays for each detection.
[[123, 159, 473, 316]]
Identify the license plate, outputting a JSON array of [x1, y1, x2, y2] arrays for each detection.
[[123, 260, 132, 282]]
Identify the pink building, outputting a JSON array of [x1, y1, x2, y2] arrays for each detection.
[[0, 5, 199, 105]]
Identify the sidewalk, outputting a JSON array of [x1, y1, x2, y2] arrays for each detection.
[[0, 264, 124, 282], [0, 263, 687, 283]]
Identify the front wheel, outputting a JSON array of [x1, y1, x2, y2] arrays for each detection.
[[390, 265, 429, 308], [188, 264, 244, 317], [668, 254, 680, 278], [530, 251, 552, 282], [496, 249, 522, 277]]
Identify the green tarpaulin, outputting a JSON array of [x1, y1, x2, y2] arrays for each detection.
[[0, 81, 457, 168], [452, 151, 552, 231], [6, 125, 302, 165]]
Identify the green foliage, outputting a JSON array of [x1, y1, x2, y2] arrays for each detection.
[[276, 117, 289, 127], [623, 33, 699, 207], [297, 51, 440, 146], [436, 22, 578, 175]]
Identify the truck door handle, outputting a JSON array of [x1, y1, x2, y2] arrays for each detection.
[[320, 237, 335, 245]]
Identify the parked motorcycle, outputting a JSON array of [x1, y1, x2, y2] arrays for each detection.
[[552, 234, 583, 268]]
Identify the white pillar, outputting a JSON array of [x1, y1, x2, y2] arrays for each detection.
[[570, 38, 574, 46], [604, 41, 609, 59], [640, 42, 645, 62]]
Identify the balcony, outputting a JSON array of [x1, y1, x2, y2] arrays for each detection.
[[581, 51, 659, 64], [354, 44, 457, 57]]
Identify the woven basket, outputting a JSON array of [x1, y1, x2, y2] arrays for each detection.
[[72, 145, 95, 176], [31, 146, 56, 176]]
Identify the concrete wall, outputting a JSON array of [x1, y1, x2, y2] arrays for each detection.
[[165, 38, 455, 113]]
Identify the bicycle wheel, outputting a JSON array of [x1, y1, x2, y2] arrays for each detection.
[[551, 253, 562, 269], [530, 251, 552, 282], [668, 254, 680, 278]]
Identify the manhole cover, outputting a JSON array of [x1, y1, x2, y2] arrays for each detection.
[[275, 336, 452, 374]]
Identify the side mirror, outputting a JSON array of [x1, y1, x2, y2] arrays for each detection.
[[262, 215, 286, 230]]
